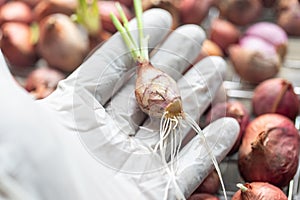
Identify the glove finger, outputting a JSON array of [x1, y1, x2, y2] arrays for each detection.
[[176, 117, 240, 197], [135, 56, 226, 149], [106, 25, 206, 136], [50, 9, 172, 106]]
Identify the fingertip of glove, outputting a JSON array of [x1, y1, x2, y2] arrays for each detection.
[[142, 8, 172, 30], [175, 24, 206, 47]]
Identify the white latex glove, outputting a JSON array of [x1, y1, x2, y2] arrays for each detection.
[[0, 9, 239, 200]]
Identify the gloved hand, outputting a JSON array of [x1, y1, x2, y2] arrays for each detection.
[[0, 8, 239, 200]]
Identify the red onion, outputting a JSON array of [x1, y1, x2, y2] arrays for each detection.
[[205, 101, 250, 155], [194, 170, 220, 194], [188, 193, 219, 200], [238, 113, 300, 187], [244, 22, 288, 60], [25, 67, 66, 99], [0, 1, 33, 25], [37, 13, 89, 72], [252, 78, 299, 120], [277, 0, 300, 36], [0, 22, 38, 68], [209, 18, 240, 54], [98, 1, 132, 33], [232, 182, 288, 200], [217, 0, 263, 26]]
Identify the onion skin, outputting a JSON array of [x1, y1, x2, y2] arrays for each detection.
[[99, 1, 132, 33], [252, 78, 299, 120], [135, 61, 182, 118], [209, 18, 240, 54], [217, 0, 263, 26], [232, 182, 288, 200], [188, 193, 219, 200], [205, 101, 250, 155], [0, 22, 38, 68], [194, 170, 220, 194], [25, 67, 66, 99], [244, 22, 288, 60], [37, 13, 89, 72], [238, 113, 300, 187], [0, 1, 33, 25], [277, 0, 300, 36]]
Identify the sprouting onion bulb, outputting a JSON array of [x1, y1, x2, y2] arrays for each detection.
[[110, 1, 227, 200]]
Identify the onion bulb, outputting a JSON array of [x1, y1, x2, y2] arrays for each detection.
[[232, 182, 288, 200], [209, 18, 240, 54], [277, 0, 300, 36], [228, 44, 280, 84], [244, 22, 288, 60], [0, 22, 38, 68], [25, 67, 66, 99], [238, 113, 300, 187], [217, 0, 263, 26], [205, 101, 250, 155], [252, 78, 299, 120], [0, 1, 33, 25], [37, 13, 89, 72]]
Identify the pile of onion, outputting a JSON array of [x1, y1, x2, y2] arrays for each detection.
[[238, 113, 300, 187], [232, 182, 288, 200], [205, 101, 250, 155], [252, 78, 299, 120], [229, 22, 288, 83]]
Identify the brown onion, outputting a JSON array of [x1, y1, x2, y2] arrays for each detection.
[[252, 78, 299, 120], [232, 182, 288, 200], [209, 18, 240, 54], [188, 193, 219, 200], [205, 101, 250, 155], [217, 0, 263, 26], [238, 113, 300, 187], [0, 1, 33, 25], [25, 67, 66, 99], [0, 22, 38, 68], [194, 170, 220, 194], [37, 13, 89, 72]]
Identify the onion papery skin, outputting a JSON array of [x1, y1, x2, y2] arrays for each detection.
[[238, 113, 300, 187]]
